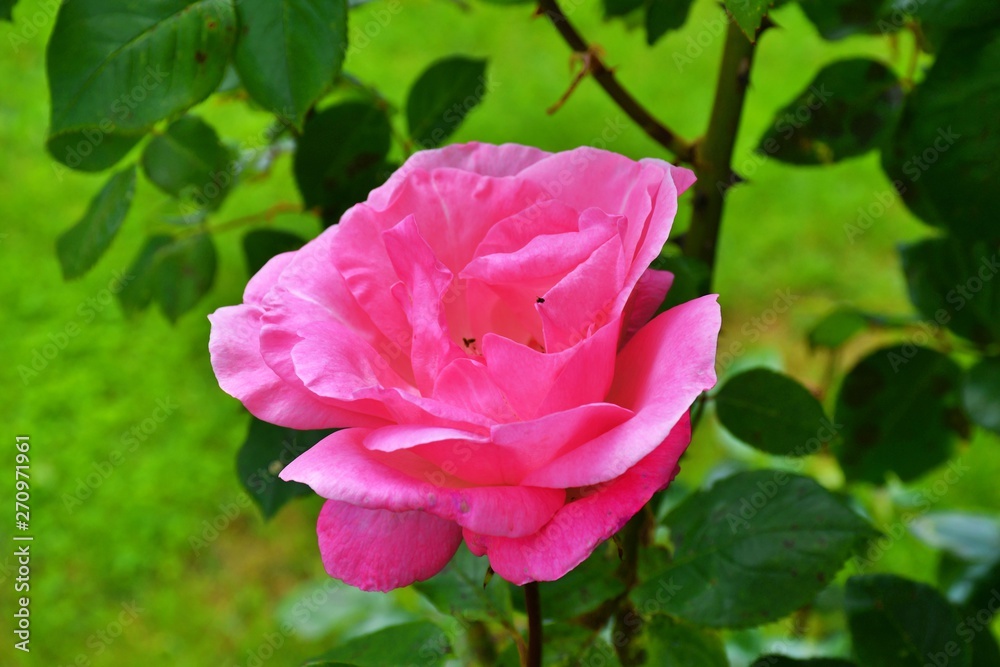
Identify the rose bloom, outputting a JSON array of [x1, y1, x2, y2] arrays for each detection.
[[209, 143, 720, 591]]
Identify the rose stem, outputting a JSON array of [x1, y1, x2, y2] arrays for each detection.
[[524, 582, 543, 667], [535, 0, 695, 164], [684, 19, 762, 278]]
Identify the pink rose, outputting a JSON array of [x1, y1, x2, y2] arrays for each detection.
[[209, 142, 720, 591]]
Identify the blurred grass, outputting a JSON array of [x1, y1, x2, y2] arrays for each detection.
[[0, 0, 997, 665]]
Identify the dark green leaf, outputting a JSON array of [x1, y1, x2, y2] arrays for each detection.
[[834, 345, 963, 483], [846, 574, 971, 667], [758, 59, 903, 165], [413, 544, 512, 624], [234, 0, 347, 129], [938, 553, 1000, 609], [242, 229, 307, 276], [46, 131, 144, 173], [117, 235, 174, 315], [406, 56, 488, 148], [141, 116, 234, 209], [881, 24, 1000, 241], [646, 0, 696, 45], [808, 307, 870, 349], [797, 0, 897, 40], [237, 417, 331, 519], [497, 622, 621, 666], [725, 0, 770, 38], [909, 512, 1000, 562], [652, 254, 711, 312], [633, 470, 874, 628], [152, 233, 218, 322], [293, 101, 392, 223], [536, 544, 625, 621], [1, 0, 16, 21], [962, 357, 1000, 435], [603, 0, 643, 17], [889, 0, 1000, 35], [46, 0, 237, 171], [715, 368, 830, 457], [900, 237, 1000, 346], [56, 166, 136, 279], [970, 624, 1000, 667], [752, 657, 856, 666], [645, 614, 729, 666], [303, 621, 451, 666]]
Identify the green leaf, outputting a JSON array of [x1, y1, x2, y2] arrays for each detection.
[[889, 0, 1000, 35], [962, 357, 1000, 435], [603, 0, 643, 18], [293, 101, 393, 223], [725, 0, 770, 39], [56, 165, 136, 280], [797, 0, 897, 40], [751, 657, 856, 666], [536, 544, 625, 621], [880, 24, 1000, 241], [808, 307, 870, 349], [46, 0, 237, 171], [834, 345, 963, 483], [939, 552, 1000, 609], [413, 544, 512, 624], [497, 622, 621, 666], [646, 0, 696, 45], [645, 614, 729, 666], [758, 59, 903, 165], [237, 417, 331, 519], [900, 237, 1000, 344], [900, 237, 1000, 346], [242, 229, 307, 276], [0, 0, 16, 21], [846, 574, 971, 667], [153, 233, 218, 322], [303, 621, 451, 666], [117, 235, 175, 315], [406, 56, 488, 148], [715, 368, 830, 457], [234, 0, 347, 129], [141, 116, 234, 209], [909, 512, 1000, 563], [633, 470, 874, 628]]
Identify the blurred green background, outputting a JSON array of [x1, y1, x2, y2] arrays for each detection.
[[1, 0, 998, 665]]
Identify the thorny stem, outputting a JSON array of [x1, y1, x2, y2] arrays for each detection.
[[536, 0, 696, 163], [684, 19, 760, 279]]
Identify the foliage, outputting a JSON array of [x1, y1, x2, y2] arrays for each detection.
[[6, 0, 1000, 664]]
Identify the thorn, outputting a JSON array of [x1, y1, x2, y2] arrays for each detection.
[[546, 46, 603, 115], [612, 534, 624, 561], [483, 566, 495, 589]]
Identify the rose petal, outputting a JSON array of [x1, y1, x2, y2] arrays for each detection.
[[316, 500, 462, 592], [620, 268, 674, 346], [281, 429, 566, 538], [465, 415, 690, 584], [208, 305, 387, 430], [521, 295, 720, 487]]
